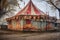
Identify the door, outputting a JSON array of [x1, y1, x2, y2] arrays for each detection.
[[23, 19, 31, 31]]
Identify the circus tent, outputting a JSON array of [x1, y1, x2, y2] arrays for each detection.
[[6, 0, 56, 31]]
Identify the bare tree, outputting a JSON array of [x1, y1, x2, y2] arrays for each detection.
[[0, 0, 24, 18], [49, 0, 60, 18]]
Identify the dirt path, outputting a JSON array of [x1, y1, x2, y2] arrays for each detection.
[[0, 31, 60, 40]]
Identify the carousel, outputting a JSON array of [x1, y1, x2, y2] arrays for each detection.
[[6, 0, 56, 31]]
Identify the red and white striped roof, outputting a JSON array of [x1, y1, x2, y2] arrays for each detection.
[[17, 0, 45, 15]]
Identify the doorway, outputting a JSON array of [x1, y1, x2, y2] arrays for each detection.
[[23, 19, 32, 31]]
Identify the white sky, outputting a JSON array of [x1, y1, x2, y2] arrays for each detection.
[[15, 0, 59, 19]]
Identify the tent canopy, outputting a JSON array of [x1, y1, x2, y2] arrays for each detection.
[[16, 0, 45, 15]]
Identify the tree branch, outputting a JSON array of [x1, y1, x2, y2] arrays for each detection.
[[50, 0, 58, 9]]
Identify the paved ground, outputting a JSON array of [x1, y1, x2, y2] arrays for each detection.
[[0, 30, 60, 40]]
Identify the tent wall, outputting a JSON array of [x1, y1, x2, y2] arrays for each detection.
[[7, 15, 56, 31]]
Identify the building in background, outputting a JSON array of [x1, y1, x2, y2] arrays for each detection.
[[0, 20, 8, 30], [55, 19, 60, 31]]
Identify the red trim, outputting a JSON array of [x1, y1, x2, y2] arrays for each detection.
[[25, 1, 31, 15], [32, 2, 41, 15]]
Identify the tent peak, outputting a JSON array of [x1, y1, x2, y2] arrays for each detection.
[[16, 0, 45, 15]]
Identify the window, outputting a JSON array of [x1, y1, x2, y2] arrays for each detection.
[[12, 20, 16, 28], [20, 19, 24, 27], [40, 21, 47, 27], [51, 22, 55, 27], [31, 20, 41, 29], [32, 20, 37, 27]]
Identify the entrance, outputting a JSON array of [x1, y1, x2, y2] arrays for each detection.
[[23, 19, 32, 31], [26, 19, 31, 24]]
